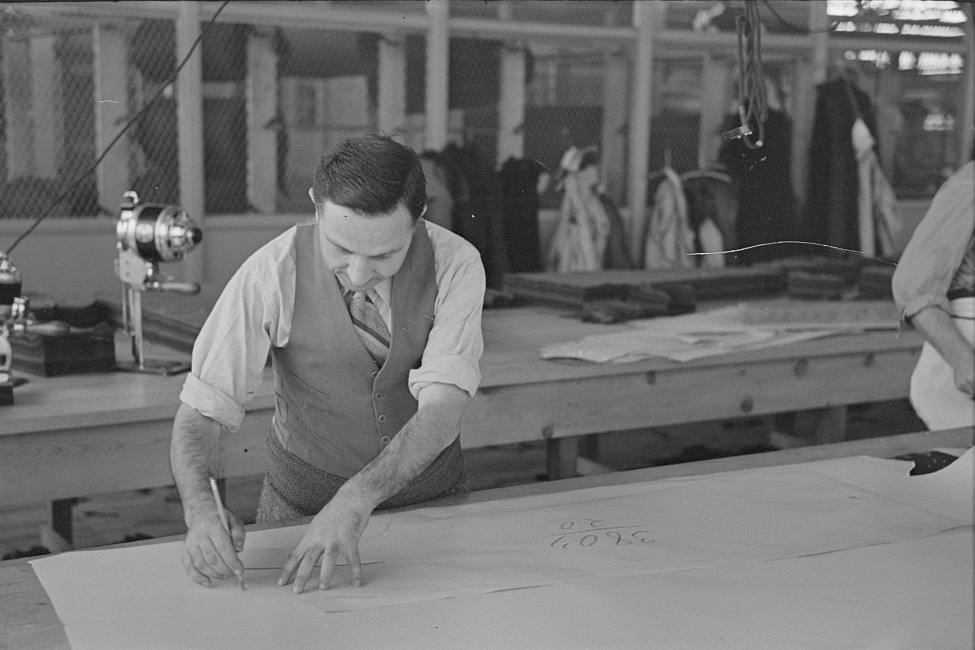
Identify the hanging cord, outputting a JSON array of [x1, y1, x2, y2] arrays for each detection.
[[734, 0, 767, 150], [4, 0, 232, 256]]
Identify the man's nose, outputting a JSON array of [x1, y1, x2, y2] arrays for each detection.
[[346, 255, 371, 285]]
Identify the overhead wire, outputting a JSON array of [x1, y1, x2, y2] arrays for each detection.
[[4, 0, 233, 256]]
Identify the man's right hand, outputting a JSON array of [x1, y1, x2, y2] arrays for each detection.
[[181, 505, 246, 587]]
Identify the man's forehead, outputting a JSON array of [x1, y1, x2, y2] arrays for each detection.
[[319, 202, 414, 251]]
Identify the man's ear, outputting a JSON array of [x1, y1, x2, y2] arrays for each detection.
[[308, 187, 316, 206], [419, 204, 428, 220]]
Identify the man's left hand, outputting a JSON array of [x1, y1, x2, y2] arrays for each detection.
[[278, 491, 371, 594]]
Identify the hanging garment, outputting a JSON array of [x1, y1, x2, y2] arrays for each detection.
[[697, 218, 725, 268], [851, 118, 903, 258], [718, 109, 798, 264], [644, 167, 694, 270], [547, 148, 610, 272], [598, 192, 635, 270], [681, 170, 737, 267], [440, 142, 510, 288], [419, 154, 454, 231], [801, 78, 879, 253], [498, 157, 547, 273]]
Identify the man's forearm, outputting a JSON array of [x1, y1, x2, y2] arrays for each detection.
[[171, 402, 225, 525], [339, 387, 465, 510], [910, 305, 972, 365]]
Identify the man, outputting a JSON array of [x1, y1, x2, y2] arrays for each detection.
[[171, 133, 485, 594], [892, 159, 974, 430]]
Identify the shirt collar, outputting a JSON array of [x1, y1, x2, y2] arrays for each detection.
[[342, 278, 392, 308]]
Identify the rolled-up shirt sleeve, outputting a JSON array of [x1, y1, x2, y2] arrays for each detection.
[[179, 257, 282, 431], [892, 163, 975, 327], [409, 229, 485, 397]]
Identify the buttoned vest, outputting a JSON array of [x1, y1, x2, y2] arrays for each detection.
[[270, 219, 438, 478]]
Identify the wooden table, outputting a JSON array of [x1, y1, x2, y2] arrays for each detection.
[[1, 428, 971, 650], [1, 304, 923, 541]]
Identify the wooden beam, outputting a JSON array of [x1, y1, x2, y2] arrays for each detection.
[[2, 38, 33, 179], [960, 3, 974, 167], [92, 22, 130, 210], [601, 49, 628, 204], [377, 36, 406, 137], [30, 36, 58, 179], [497, 41, 526, 163], [627, 0, 659, 266], [246, 28, 278, 214], [175, 1, 205, 282], [425, 0, 449, 151]]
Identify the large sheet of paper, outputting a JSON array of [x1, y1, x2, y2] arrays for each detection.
[[31, 450, 973, 650], [540, 301, 899, 363]]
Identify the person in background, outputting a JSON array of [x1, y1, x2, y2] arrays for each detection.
[[170, 133, 485, 593], [892, 159, 974, 430]]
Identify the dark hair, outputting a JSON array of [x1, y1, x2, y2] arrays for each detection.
[[312, 133, 426, 221]]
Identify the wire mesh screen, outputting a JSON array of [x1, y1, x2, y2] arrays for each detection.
[[128, 18, 180, 208], [0, 24, 102, 220]]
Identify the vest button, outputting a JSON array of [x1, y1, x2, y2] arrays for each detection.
[[375, 392, 383, 400], [380, 436, 391, 445], [377, 414, 387, 423], [371, 370, 378, 378]]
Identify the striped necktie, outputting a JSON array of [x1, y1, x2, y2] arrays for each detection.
[[347, 291, 390, 366]]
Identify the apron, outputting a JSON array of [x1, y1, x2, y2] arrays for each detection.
[[909, 297, 975, 430]]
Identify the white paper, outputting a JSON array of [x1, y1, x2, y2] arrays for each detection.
[[30, 454, 974, 649], [540, 300, 900, 364]]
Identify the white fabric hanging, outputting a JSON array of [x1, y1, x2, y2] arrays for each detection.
[[852, 118, 903, 258], [644, 167, 695, 270], [547, 147, 610, 272]]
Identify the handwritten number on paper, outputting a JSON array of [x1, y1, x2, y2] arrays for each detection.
[[548, 521, 654, 550]]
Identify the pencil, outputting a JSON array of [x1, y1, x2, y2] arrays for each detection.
[[209, 476, 245, 591]]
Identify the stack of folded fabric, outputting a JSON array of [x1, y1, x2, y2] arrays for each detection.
[[9, 295, 117, 377], [785, 270, 851, 300], [856, 264, 895, 299], [503, 267, 786, 309], [10, 321, 116, 376], [579, 284, 694, 324]]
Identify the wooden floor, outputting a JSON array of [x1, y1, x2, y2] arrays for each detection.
[[0, 399, 925, 559]]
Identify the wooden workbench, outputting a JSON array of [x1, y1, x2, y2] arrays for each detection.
[[1, 304, 923, 540], [1, 427, 971, 650]]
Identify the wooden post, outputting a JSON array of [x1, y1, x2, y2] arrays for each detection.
[[176, 2, 205, 282], [791, 57, 813, 208], [497, 41, 526, 164], [698, 54, 728, 169], [627, 0, 659, 266], [377, 35, 406, 137], [960, 3, 974, 167], [601, 49, 628, 204], [30, 36, 58, 179], [246, 27, 278, 214], [793, 1, 830, 210], [809, 1, 830, 85], [425, 0, 449, 151], [1, 37, 33, 179], [93, 23, 130, 210]]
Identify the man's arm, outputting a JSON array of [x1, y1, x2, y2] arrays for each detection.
[[909, 306, 975, 398], [171, 402, 247, 587], [279, 382, 468, 594]]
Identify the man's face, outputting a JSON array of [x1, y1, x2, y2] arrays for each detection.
[[316, 199, 415, 293]]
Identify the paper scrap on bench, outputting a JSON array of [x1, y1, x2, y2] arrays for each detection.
[[540, 301, 896, 363], [31, 453, 972, 650]]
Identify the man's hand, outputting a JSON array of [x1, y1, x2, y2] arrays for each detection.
[[278, 491, 371, 594], [950, 348, 975, 399], [181, 505, 246, 588]]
